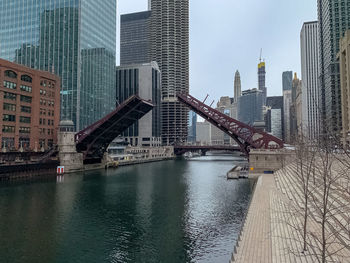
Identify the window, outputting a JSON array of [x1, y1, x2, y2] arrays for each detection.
[[3, 114, 16, 122], [20, 85, 32, 93], [3, 103, 16, 112], [4, 92, 16, 100], [19, 127, 30, 134], [2, 125, 15, 133], [2, 137, 15, 148], [20, 95, 32, 103], [40, 80, 47, 87], [20, 116, 31, 123], [19, 137, 30, 149], [39, 139, 45, 147], [21, 75, 32, 83], [21, 106, 31, 113], [4, 70, 17, 79], [3, 80, 17, 90]]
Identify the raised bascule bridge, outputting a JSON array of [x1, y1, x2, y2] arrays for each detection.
[[75, 95, 154, 164], [57, 92, 283, 171], [176, 93, 284, 157]]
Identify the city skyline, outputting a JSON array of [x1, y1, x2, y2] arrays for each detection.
[[117, 0, 317, 103]]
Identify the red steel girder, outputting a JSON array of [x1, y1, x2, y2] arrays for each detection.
[[75, 95, 154, 161], [177, 93, 284, 156]]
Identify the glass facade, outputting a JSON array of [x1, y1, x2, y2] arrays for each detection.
[[282, 71, 293, 91], [318, 0, 350, 134], [0, 0, 116, 131], [237, 89, 264, 126], [120, 11, 151, 65]]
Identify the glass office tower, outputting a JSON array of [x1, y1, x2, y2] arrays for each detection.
[[0, 0, 116, 131]]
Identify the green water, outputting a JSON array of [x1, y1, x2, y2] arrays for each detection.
[[0, 155, 252, 263]]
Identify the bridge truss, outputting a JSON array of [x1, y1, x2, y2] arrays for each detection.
[[177, 93, 284, 156], [75, 95, 154, 163]]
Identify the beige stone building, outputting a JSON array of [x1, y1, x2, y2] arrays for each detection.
[[339, 30, 350, 147], [296, 79, 303, 137]]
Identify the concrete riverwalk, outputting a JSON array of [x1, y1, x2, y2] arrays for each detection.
[[231, 161, 350, 263]]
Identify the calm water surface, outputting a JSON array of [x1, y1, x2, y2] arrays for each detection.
[[0, 155, 252, 263]]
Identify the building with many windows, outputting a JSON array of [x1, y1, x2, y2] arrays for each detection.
[[282, 71, 293, 142], [149, 0, 189, 145], [318, 0, 350, 135], [238, 89, 264, 126], [258, 62, 267, 105], [301, 21, 320, 140], [234, 70, 242, 103], [188, 111, 197, 143], [290, 73, 302, 140], [265, 96, 283, 140], [116, 62, 161, 147], [282, 71, 293, 91], [0, 59, 60, 151], [0, 0, 116, 131], [339, 30, 350, 147], [120, 11, 152, 65]]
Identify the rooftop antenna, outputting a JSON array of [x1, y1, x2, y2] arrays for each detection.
[[259, 48, 263, 63]]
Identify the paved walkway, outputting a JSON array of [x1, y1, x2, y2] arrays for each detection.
[[231, 160, 350, 263], [231, 174, 274, 263]]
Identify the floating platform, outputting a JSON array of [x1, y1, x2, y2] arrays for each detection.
[[227, 165, 249, 179]]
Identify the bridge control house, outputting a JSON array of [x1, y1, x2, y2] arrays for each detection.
[[0, 59, 60, 152]]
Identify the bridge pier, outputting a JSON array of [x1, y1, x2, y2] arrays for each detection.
[[58, 129, 83, 173], [249, 149, 295, 173]]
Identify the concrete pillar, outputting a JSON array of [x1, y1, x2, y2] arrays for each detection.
[[58, 131, 83, 173]]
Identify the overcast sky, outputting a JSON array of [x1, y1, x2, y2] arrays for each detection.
[[117, 0, 317, 103]]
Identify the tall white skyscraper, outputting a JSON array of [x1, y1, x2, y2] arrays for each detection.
[[149, 0, 189, 144], [301, 21, 320, 140], [234, 70, 241, 103]]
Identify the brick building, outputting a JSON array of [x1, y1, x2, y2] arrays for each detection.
[[0, 59, 60, 151]]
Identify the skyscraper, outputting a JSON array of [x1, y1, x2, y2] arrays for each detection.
[[116, 62, 161, 147], [234, 70, 241, 103], [290, 73, 302, 140], [149, 0, 189, 144], [238, 89, 264, 126], [338, 30, 350, 147], [188, 111, 197, 143], [265, 96, 283, 140], [120, 11, 152, 65], [258, 62, 267, 105], [301, 21, 320, 140], [0, 0, 116, 131], [282, 71, 293, 142], [282, 71, 293, 91], [318, 0, 350, 135]]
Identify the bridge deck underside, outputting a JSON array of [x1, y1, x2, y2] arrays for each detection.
[[75, 96, 154, 161]]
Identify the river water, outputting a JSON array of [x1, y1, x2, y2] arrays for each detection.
[[0, 155, 252, 263]]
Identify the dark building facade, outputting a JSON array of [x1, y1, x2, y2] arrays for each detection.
[[258, 62, 267, 105], [116, 62, 161, 147], [188, 111, 197, 143], [318, 0, 350, 135], [266, 96, 284, 140], [238, 89, 264, 126], [120, 11, 152, 65], [282, 71, 293, 91]]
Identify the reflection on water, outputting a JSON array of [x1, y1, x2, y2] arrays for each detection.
[[0, 156, 252, 263]]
